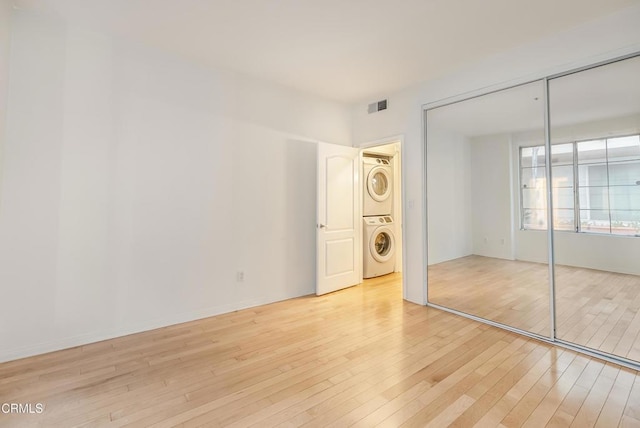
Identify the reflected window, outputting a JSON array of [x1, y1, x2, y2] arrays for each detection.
[[519, 135, 640, 236], [520, 146, 548, 230]]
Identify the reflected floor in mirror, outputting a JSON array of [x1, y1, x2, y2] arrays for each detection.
[[429, 255, 640, 362], [429, 256, 551, 336]]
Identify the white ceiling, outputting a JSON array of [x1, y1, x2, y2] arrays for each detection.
[[13, 0, 640, 103]]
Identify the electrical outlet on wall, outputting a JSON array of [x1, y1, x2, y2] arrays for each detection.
[[236, 271, 244, 282]]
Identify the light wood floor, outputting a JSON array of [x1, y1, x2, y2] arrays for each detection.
[[1, 273, 639, 427], [428, 255, 640, 362]]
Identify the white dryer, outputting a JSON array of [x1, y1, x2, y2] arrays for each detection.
[[363, 216, 396, 279], [363, 157, 393, 216]]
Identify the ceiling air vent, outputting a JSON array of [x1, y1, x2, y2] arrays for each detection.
[[368, 99, 388, 114]]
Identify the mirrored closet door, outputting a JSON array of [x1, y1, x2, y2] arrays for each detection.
[[549, 55, 640, 362], [426, 81, 551, 337]]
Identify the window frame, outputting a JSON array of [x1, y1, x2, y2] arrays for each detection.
[[519, 133, 640, 237]]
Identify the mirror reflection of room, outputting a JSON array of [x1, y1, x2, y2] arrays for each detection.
[[426, 81, 550, 336], [550, 56, 640, 362], [427, 55, 640, 364]]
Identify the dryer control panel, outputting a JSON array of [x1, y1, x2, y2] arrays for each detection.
[[364, 216, 393, 225]]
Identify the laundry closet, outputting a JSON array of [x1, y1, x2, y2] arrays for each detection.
[[361, 142, 403, 279]]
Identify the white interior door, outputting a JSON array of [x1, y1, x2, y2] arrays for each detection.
[[316, 142, 361, 295]]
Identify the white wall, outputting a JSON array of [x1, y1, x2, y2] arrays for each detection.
[[351, 4, 640, 304], [426, 128, 472, 264], [426, 132, 514, 265], [0, 10, 351, 362], [470, 135, 514, 260], [516, 230, 640, 275], [0, 0, 11, 208]]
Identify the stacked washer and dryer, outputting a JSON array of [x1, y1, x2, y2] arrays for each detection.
[[363, 156, 396, 278]]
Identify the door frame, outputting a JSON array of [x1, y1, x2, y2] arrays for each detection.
[[358, 136, 407, 300]]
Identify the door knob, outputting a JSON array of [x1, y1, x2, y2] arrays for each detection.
[[318, 224, 327, 229]]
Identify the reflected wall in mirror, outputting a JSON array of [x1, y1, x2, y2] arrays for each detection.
[[426, 81, 550, 336], [549, 55, 640, 362]]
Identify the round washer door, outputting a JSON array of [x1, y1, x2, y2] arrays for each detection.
[[367, 166, 392, 202], [369, 226, 395, 263]]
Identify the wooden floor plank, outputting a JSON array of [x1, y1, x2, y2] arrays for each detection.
[[429, 255, 640, 362], [569, 363, 618, 427], [595, 366, 637, 427]]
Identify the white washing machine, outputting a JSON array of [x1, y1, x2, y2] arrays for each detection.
[[363, 157, 393, 216], [363, 216, 396, 279]]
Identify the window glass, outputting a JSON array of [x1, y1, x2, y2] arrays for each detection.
[[520, 135, 640, 236], [578, 163, 608, 187], [608, 161, 640, 185], [522, 188, 546, 209], [521, 166, 546, 189], [554, 209, 575, 231], [577, 140, 606, 164], [580, 210, 610, 234], [553, 188, 574, 209], [551, 143, 574, 165], [610, 186, 640, 210], [610, 210, 640, 236], [523, 208, 547, 230], [521, 146, 546, 167], [579, 186, 609, 210], [608, 135, 640, 160], [552, 165, 573, 188]]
